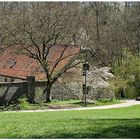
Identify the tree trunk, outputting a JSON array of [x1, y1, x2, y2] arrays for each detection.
[[95, 3, 101, 59], [44, 83, 52, 102]]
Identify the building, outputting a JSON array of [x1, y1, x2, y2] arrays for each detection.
[[0, 45, 115, 104], [0, 44, 81, 82]]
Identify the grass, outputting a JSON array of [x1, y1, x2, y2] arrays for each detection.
[[0, 104, 140, 138], [0, 99, 121, 111], [48, 98, 121, 106]]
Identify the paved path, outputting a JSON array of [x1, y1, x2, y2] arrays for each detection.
[[3, 99, 140, 113]]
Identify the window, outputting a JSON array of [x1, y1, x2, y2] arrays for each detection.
[[5, 77, 7, 82], [10, 78, 14, 82]]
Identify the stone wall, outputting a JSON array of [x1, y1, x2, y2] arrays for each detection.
[[86, 67, 115, 100], [0, 82, 27, 105], [51, 82, 83, 100], [0, 66, 115, 105], [49, 66, 115, 100]]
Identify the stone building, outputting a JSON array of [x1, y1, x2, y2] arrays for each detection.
[[0, 44, 115, 103]]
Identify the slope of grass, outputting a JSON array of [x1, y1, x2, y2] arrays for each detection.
[[0, 105, 140, 138]]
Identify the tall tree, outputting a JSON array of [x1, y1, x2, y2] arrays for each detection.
[[1, 2, 83, 102]]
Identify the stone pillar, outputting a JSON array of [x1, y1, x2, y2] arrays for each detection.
[[27, 76, 35, 103]]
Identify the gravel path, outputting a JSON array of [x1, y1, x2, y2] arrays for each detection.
[[3, 99, 140, 113]]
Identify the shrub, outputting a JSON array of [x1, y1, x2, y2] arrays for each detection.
[[112, 51, 140, 98], [125, 86, 138, 99]]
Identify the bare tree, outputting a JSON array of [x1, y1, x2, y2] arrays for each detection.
[[1, 2, 140, 102], [1, 2, 83, 102]]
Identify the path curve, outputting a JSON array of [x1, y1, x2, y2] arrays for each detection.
[[3, 99, 140, 113]]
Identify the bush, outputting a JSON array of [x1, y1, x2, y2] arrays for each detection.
[[112, 51, 140, 99], [18, 98, 31, 110], [125, 86, 138, 99], [109, 76, 127, 99]]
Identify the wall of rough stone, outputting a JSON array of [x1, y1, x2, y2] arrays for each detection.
[[0, 82, 27, 105], [49, 66, 115, 101], [51, 82, 83, 100], [0, 65, 116, 105]]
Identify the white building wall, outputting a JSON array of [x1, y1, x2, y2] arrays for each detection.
[[0, 76, 25, 82]]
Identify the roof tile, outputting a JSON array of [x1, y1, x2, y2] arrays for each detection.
[[0, 45, 80, 80]]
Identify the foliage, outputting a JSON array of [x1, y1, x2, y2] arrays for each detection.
[[112, 51, 140, 98], [0, 105, 140, 138], [95, 98, 120, 105], [109, 76, 127, 98], [125, 86, 138, 99], [18, 98, 39, 110]]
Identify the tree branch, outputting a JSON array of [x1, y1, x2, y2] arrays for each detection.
[[51, 49, 81, 84], [23, 47, 38, 59], [50, 44, 68, 75], [26, 31, 42, 59]]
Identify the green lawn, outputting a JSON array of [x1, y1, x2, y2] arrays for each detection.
[[0, 105, 140, 138]]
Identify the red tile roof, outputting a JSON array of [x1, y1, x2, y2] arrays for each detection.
[[0, 44, 80, 80]]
